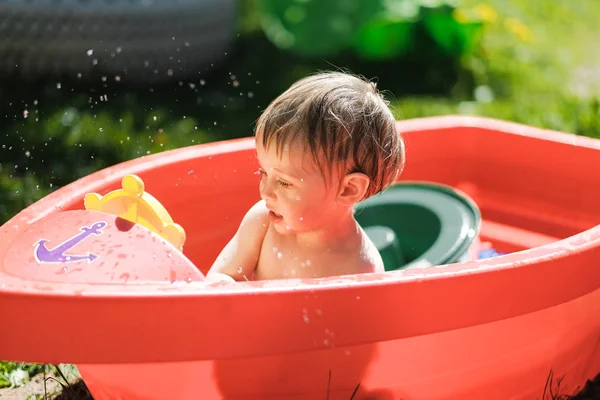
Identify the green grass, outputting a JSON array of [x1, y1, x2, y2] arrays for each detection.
[[392, 0, 600, 137], [0, 362, 85, 399], [0, 362, 44, 388]]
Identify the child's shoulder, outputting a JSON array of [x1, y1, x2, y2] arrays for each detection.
[[244, 199, 270, 219], [239, 200, 270, 232], [358, 228, 386, 274], [206, 200, 270, 282]]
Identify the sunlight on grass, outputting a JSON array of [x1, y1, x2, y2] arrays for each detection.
[[394, 0, 600, 137]]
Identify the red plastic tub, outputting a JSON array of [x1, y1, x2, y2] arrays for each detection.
[[0, 116, 598, 399]]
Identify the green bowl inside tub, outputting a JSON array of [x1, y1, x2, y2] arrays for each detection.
[[355, 181, 481, 271]]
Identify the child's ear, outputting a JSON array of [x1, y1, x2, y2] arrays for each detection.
[[337, 172, 370, 205]]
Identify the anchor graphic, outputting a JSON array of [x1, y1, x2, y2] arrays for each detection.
[[34, 221, 107, 264]]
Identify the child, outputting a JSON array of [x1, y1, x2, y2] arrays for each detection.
[[206, 71, 405, 283]]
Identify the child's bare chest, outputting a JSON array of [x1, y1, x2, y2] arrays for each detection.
[[254, 227, 366, 281]]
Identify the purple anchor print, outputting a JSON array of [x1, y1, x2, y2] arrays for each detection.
[[34, 221, 107, 264]]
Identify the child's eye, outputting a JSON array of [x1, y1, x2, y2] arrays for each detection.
[[277, 180, 292, 188]]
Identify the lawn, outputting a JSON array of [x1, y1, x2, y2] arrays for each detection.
[[1, 0, 599, 398], [395, 0, 600, 136]]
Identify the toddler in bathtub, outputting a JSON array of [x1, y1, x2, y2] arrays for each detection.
[[206, 71, 405, 282]]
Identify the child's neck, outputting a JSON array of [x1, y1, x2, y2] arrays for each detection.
[[293, 210, 360, 250]]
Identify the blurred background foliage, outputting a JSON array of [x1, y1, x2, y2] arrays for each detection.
[[1, 0, 600, 224]]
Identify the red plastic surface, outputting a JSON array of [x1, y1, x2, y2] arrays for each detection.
[[0, 116, 599, 399]]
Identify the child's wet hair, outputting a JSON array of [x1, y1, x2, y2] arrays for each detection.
[[255, 71, 405, 199]]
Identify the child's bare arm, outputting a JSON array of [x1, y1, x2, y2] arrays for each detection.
[[206, 200, 269, 282]]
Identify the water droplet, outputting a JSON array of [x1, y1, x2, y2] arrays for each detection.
[[299, 217, 303, 221], [295, 196, 301, 201], [237, 267, 243, 274], [188, 169, 195, 175], [277, 252, 283, 259], [99, 128, 103, 132], [303, 315, 310, 324], [87, 49, 94, 56], [56, 83, 61, 89], [306, 260, 312, 266], [167, 252, 172, 258], [272, 247, 278, 253]]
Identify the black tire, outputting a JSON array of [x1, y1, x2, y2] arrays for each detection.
[[0, 0, 237, 83]]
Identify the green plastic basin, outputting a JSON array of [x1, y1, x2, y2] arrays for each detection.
[[356, 181, 481, 271]]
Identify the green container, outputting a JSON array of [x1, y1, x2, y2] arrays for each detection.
[[356, 182, 481, 271]]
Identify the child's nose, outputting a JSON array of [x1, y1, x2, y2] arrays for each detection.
[[260, 179, 276, 201]]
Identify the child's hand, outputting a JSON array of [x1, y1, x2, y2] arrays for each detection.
[[205, 272, 236, 284]]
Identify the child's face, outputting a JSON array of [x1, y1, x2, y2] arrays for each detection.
[[256, 142, 343, 235]]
